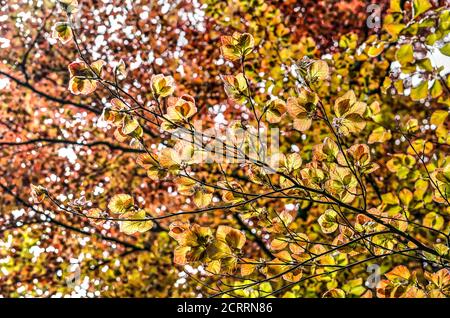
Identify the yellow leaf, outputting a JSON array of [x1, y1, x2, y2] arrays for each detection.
[[323, 288, 346, 298], [318, 209, 339, 234], [206, 260, 221, 275], [396, 44, 414, 66], [385, 265, 411, 282], [52, 22, 73, 44], [108, 194, 134, 214], [265, 98, 286, 123], [150, 74, 175, 98], [413, 0, 432, 18], [423, 212, 444, 230], [430, 110, 448, 127], [410, 80, 428, 101], [240, 259, 257, 276], [367, 42, 385, 57], [119, 209, 153, 235], [309, 60, 329, 83], [287, 88, 318, 132], [270, 238, 288, 251], [31, 184, 47, 203], [193, 190, 212, 208], [220, 32, 254, 61], [216, 225, 246, 250], [440, 43, 450, 56], [385, 23, 406, 37], [389, 0, 402, 13], [368, 126, 392, 144], [58, 0, 79, 14], [399, 188, 413, 207], [431, 80, 443, 99], [122, 115, 140, 135]]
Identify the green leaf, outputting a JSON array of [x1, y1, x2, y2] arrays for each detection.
[[431, 80, 443, 99], [439, 10, 450, 31], [413, 0, 432, 19], [389, 0, 402, 13], [396, 44, 414, 65], [426, 32, 441, 45], [439, 43, 450, 56], [385, 22, 406, 37], [423, 212, 444, 230], [410, 80, 428, 101], [417, 58, 433, 72]]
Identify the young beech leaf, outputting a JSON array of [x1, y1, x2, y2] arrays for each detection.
[[280, 153, 302, 173], [115, 59, 127, 78], [68, 60, 105, 95], [308, 60, 329, 83], [389, 0, 402, 13], [385, 22, 406, 38], [368, 126, 392, 144], [265, 98, 286, 124], [90, 60, 106, 77], [176, 176, 196, 196], [216, 225, 246, 250], [193, 188, 213, 208], [318, 209, 339, 234], [430, 80, 443, 98], [323, 288, 346, 298], [287, 88, 318, 132], [424, 269, 450, 294], [440, 43, 450, 56], [58, 0, 79, 13], [413, 0, 432, 19], [410, 80, 428, 101], [240, 258, 257, 276], [271, 238, 288, 251], [169, 223, 212, 265], [332, 90, 367, 136], [423, 212, 444, 230], [366, 42, 386, 57], [85, 208, 104, 226], [121, 115, 140, 135], [396, 44, 414, 66], [340, 144, 379, 174], [221, 73, 248, 103], [206, 260, 221, 275], [385, 265, 411, 283], [52, 22, 73, 44], [108, 194, 134, 214], [220, 32, 254, 61], [119, 209, 153, 235], [150, 74, 175, 98], [430, 110, 448, 127], [313, 137, 339, 162], [31, 184, 47, 203], [165, 95, 197, 121]]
